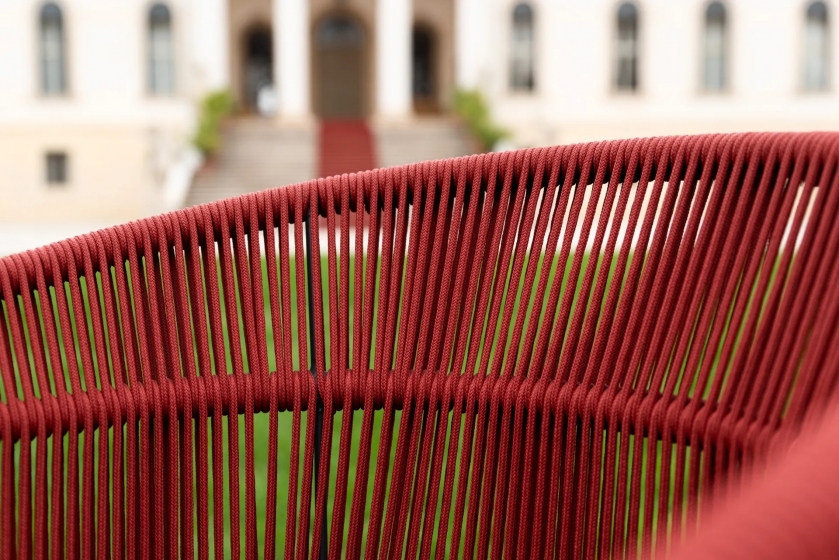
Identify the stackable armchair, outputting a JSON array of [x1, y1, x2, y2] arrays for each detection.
[[2, 132, 839, 559]]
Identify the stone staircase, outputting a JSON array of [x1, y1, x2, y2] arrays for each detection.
[[185, 116, 477, 208], [185, 117, 316, 207], [374, 117, 478, 168]]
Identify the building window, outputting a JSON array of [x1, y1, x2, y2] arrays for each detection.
[[703, 2, 727, 91], [413, 26, 434, 99], [45, 152, 68, 185], [804, 1, 830, 91], [39, 3, 66, 95], [510, 3, 535, 92], [616, 3, 639, 91], [148, 3, 174, 95]]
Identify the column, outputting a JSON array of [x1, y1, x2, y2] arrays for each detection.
[[455, 0, 489, 90], [274, 0, 311, 121], [376, 0, 412, 120], [190, 0, 229, 91]]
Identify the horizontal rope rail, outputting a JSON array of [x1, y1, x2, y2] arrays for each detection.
[[0, 367, 748, 445]]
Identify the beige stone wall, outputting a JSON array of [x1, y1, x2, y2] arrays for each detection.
[[0, 125, 168, 223]]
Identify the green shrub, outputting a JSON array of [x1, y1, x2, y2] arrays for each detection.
[[192, 90, 235, 156], [453, 89, 508, 152]]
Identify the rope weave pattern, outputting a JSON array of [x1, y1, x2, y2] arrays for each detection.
[[2, 132, 839, 559]]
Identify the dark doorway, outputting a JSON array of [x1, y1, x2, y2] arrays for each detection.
[[412, 25, 436, 113], [314, 14, 366, 118], [243, 25, 273, 110]]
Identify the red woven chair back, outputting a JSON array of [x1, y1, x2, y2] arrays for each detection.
[[2, 132, 839, 559]]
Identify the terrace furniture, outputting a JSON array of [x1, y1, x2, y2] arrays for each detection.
[[2, 132, 839, 559]]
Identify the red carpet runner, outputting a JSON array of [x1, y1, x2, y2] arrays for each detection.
[[318, 119, 377, 178]]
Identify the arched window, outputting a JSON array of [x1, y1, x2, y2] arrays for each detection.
[[510, 3, 535, 92], [244, 26, 273, 109], [413, 25, 435, 104], [148, 3, 174, 95], [703, 2, 727, 91], [39, 3, 66, 95], [616, 3, 639, 91], [804, 1, 830, 91]]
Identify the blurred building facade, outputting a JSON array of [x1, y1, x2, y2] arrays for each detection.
[[1, 0, 838, 249]]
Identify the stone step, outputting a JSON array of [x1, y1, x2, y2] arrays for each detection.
[[375, 118, 478, 168], [185, 116, 479, 209], [185, 118, 316, 208]]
